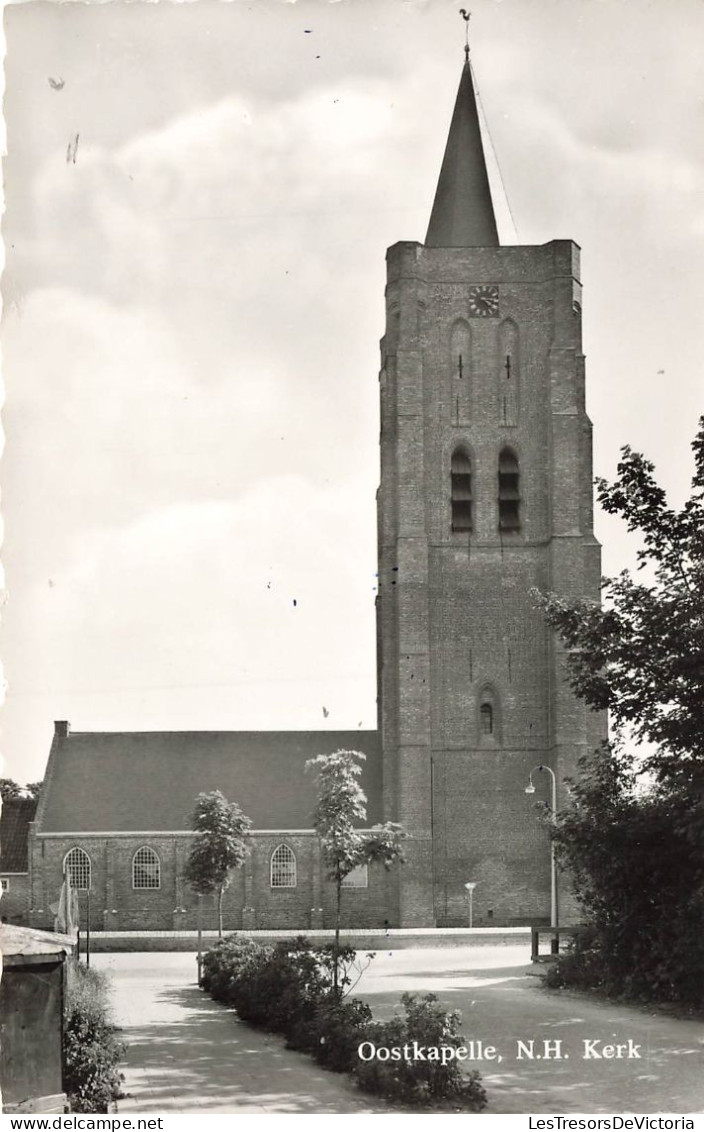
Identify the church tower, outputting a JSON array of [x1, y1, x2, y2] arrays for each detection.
[[377, 46, 605, 927]]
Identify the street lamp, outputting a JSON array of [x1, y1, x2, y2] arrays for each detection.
[[464, 881, 477, 928], [525, 764, 558, 935]]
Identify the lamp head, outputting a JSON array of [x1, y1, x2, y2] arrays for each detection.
[[464, 882, 477, 892], [524, 784, 536, 795]]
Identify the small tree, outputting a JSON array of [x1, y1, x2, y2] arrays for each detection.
[[306, 749, 405, 992], [183, 791, 252, 937]]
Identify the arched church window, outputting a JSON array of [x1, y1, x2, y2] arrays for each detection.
[[270, 844, 297, 888], [498, 449, 520, 531], [342, 864, 369, 888], [64, 847, 91, 891], [451, 449, 473, 532], [132, 846, 161, 890]]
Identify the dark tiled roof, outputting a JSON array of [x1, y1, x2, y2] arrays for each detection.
[[0, 798, 38, 872], [39, 731, 382, 832]]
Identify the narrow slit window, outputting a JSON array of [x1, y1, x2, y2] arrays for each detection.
[[451, 450, 472, 532], [498, 450, 520, 531], [270, 844, 297, 888]]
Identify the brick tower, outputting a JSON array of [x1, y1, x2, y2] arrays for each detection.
[[377, 50, 605, 927]]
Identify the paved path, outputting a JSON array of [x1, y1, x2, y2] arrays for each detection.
[[94, 953, 397, 1113], [354, 945, 704, 1114], [95, 946, 704, 1114]]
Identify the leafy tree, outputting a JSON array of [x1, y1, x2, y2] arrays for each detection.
[[537, 418, 704, 1006], [0, 779, 23, 801], [539, 417, 704, 791], [305, 749, 405, 991], [183, 791, 252, 937], [0, 779, 42, 801]]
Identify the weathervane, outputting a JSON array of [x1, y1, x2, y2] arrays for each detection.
[[459, 8, 471, 61]]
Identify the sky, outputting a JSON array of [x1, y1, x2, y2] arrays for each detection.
[[1, 0, 703, 785]]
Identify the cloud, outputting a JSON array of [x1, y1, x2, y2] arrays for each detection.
[[6, 477, 377, 729]]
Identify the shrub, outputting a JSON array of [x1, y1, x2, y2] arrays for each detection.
[[200, 933, 271, 1004], [63, 962, 125, 1113], [354, 992, 487, 1110], [288, 995, 373, 1073], [201, 938, 487, 1108], [234, 937, 329, 1032]]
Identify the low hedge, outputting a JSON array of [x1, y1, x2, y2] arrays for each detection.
[[201, 934, 486, 1110], [63, 961, 125, 1113]]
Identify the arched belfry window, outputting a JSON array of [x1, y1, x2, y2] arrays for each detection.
[[499, 319, 519, 426], [451, 449, 473, 532], [132, 846, 161, 890], [270, 844, 297, 888], [64, 847, 91, 890], [478, 687, 501, 746], [498, 449, 520, 531]]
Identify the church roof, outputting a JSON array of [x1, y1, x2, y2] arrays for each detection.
[[37, 729, 383, 833], [1, 797, 38, 872], [425, 58, 499, 248]]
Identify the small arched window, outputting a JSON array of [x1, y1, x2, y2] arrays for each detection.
[[132, 846, 161, 890], [270, 844, 297, 888], [64, 847, 91, 891], [451, 449, 473, 532], [479, 703, 494, 736], [478, 687, 501, 746], [498, 449, 520, 531]]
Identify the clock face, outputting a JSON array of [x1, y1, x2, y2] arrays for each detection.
[[468, 285, 500, 318]]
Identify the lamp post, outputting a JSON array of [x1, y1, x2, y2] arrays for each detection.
[[525, 765, 558, 939], [464, 881, 477, 928]]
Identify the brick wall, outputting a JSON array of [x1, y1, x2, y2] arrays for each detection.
[[378, 239, 605, 926], [29, 830, 397, 932]]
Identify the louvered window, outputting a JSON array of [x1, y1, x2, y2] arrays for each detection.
[[498, 449, 520, 530], [451, 450, 473, 532]]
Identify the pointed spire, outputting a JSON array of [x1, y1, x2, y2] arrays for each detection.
[[425, 51, 499, 248]]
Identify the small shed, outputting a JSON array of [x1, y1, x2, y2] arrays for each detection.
[[0, 923, 75, 1114]]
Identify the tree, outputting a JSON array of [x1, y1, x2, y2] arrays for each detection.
[[538, 416, 704, 792], [183, 791, 252, 937], [0, 779, 23, 801], [0, 779, 41, 801], [305, 749, 405, 992], [537, 418, 704, 1006]]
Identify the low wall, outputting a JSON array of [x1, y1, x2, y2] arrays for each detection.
[[81, 926, 532, 953]]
